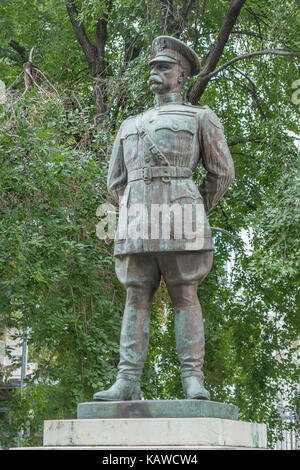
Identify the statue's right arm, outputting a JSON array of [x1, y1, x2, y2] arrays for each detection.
[[107, 123, 127, 205]]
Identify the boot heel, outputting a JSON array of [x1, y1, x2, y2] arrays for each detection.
[[130, 383, 141, 400]]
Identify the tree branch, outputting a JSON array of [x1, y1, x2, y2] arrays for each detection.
[[23, 48, 36, 94], [66, 0, 95, 65], [158, 0, 196, 35], [96, 19, 106, 59], [124, 34, 141, 64], [188, 0, 247, 103], [198, 0, 207, 36], [227, 66, 266, 119], [192, 0, 203, 49], [8, 40, 27, 61], [231, 29, 265, 39], [179, 0, 195, 20], [66, 0, 111, 116], [95, 0, 112, 71], [206, 49, 300, 80], [202, 0, 247, 74], [228, 136, 266, 146]]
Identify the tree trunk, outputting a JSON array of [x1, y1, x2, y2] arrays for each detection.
[[188, 0, 247, 104], [23, 48, 35, 93], [66, 0, 109, 118]]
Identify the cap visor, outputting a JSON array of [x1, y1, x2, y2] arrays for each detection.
[[149, 55, 178, 66]]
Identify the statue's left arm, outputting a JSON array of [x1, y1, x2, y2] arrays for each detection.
[[107, 122, 127, 205], [198, 108, 235, 214]]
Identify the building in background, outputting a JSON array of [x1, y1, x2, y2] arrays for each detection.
[[0, 328, 37, 428]]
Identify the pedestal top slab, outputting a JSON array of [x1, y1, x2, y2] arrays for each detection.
[[77, 399, 239, 420]]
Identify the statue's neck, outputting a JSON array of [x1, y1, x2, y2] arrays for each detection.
[[154, 92, 183, 107]]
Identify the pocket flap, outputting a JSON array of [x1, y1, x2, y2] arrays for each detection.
[[155, 118, 195, 134], [170, 180, 202, 201]]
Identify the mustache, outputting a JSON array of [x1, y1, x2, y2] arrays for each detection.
[[148, 75, 163, 85]]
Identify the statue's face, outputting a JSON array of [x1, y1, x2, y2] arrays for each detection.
[[148, 61, 184, 95]]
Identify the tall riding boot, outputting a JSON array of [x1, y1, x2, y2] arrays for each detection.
[[174, 305, 210, 400], [93, 306, 151, 401]]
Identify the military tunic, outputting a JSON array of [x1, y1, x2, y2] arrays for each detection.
[[107, 102, 234, 256]]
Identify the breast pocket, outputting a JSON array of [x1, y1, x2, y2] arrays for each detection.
[[154, 119, 195, 166]]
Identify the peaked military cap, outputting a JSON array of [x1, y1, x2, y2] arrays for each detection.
[[149, 36, 201, 76]]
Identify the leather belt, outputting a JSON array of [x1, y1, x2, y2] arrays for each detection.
[[127, 166, 193, 184]]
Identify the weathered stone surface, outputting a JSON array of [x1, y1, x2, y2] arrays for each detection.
[[43, 417, 267, 448], [77, 399, 239, 420], [11, 445, 268, 450]]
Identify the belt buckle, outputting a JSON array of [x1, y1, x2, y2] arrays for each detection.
[[162, 167, 172, 183], [143, 167, 152, 184]]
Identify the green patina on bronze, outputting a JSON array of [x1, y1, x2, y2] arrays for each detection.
[[93, 36, 235, 402], [108, 99, 234, 255], [78, 400, 239, 420]]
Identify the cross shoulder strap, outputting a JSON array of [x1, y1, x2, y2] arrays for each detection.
[[136, 113, 171, 167]]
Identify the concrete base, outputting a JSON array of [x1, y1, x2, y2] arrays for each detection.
[[11, 445, 268, 450], [43, 417, 267, 449]]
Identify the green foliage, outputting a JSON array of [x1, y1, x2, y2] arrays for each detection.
[[0, 381, 62, 449], [0, 0, 299, 449], [0, 89, 125, 447]]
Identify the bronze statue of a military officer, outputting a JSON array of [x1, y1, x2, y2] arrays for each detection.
[[93, 36, 235, 401]]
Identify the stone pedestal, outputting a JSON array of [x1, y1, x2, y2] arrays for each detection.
[[10, 400, 268, 450], [43, 416, 267, 449], [39, 400, 267, 450]]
